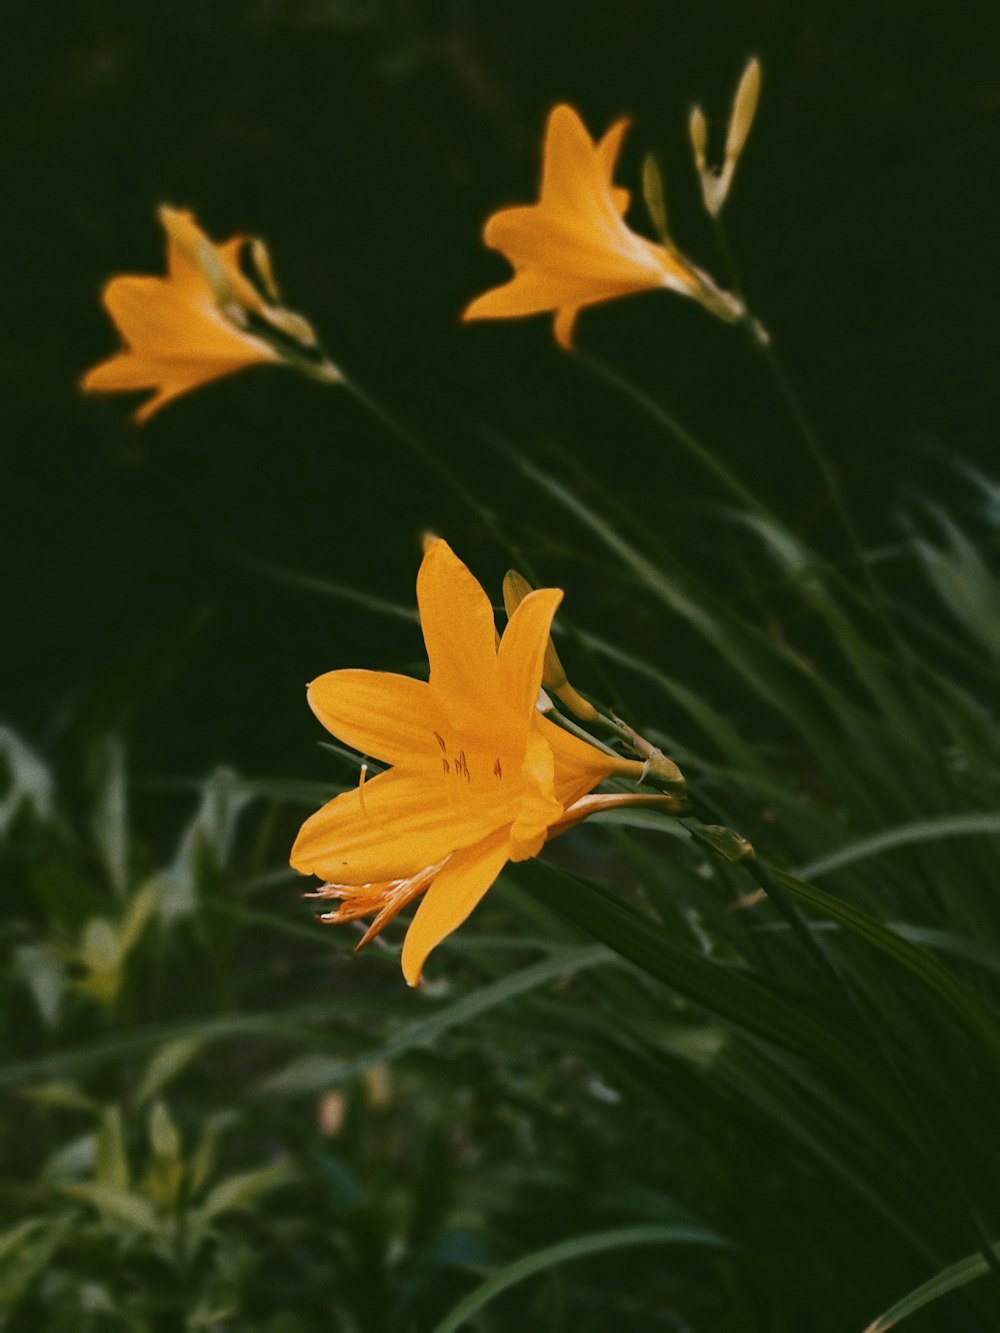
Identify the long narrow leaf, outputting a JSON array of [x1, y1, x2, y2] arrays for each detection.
[[514, 860, 888, 1110], [796, 814, 1000, 881], [433, 1223, 731, 1333], [863, 1243, 1000, 1332], [768, 867, 1000, 1065], [257, 944, 616, 1096]]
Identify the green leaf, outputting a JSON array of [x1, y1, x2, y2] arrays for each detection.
[[94, 1106, 129, 1191], [62, 1183, 159, 1233], [796, 813, 1000, 881], [433, 1223, 732, 1333], [863, 1242, 1000, 1331], [91, 734, 129, 900], [133, 1037, 204, 1105], [0, 1217, 68, 1307], [769, 866, 1000, 1066], [515, 860, 885, 1107], [194, 1161, 294, 1224], [258, 944, 616, 1096]]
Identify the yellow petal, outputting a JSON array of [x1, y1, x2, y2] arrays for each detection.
[[417, 539, 501, 738], [80, 352, 160, 393], [553, 307, 579, 349], [159, 206, 264, 314], [595, 117, 630, 213], [462, 255, 585, 316], [497, 587, 563, 721], [290, 768, 504, 884], [540, 105, 618, 222], [101, 275, 274, 366], [509, 730, 563, 859], [307, 670, 444, 769], [401, 831, 511, 985], [535, 712, 617, 807]]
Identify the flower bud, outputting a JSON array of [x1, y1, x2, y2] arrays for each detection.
[[725, 57, 761, 164], [641, 153, 670, 243]]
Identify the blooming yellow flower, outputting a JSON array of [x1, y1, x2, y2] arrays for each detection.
[[82, 206, 339, 422], [463, 104, 744, 348], [292, 538, 673, 985]]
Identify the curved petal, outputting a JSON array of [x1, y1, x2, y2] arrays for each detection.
[[307, 669, 443, 768], [509, 730, 563, 859], [401, 831, 511, 985], [540, 104, 605, 216], [417, 539, 500, 737], [535, 712, 617, 806], [497, 587, 563, 722], [595, 118, 629, 191], [160, 207, 217, 294], [463, 269, 586, 322], [290, 767, 504, 884], [80, 352, 160, 392], [553, 306, 579, 349], [101, 275, 276, 366]]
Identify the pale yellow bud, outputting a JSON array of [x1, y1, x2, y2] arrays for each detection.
[[691, 57, 762, 218], [725, 57, 761, 164], [641, 153, 670, 243], [687, 105, 708, 174], [249, 236, 281, 301]]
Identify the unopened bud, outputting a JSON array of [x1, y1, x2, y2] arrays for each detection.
[[691, 57, 762, 218], [249, 236, 281, 301], [697, 824, 756, 863], [725, 58, 761, 163], [264, 306, 320, 350], [641, 153, 670, 243], [688, 106, 708, 173]]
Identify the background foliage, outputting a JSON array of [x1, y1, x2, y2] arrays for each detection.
[[4, 1, 1000, 1329]]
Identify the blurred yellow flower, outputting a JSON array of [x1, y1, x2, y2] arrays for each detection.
[[463, 104, 743, 348], [82, 206, 339, 422], [292, 538, 662, 985]]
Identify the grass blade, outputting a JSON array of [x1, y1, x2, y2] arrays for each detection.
[[433, 1222, 731, 1333], [864, 1243, 1000, 1332]]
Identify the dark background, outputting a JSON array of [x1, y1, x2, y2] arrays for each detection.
[[5, 0, 999, 791]]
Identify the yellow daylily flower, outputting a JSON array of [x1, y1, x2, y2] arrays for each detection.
[[463, 103, 743, 348], [82, 206, 340, 422], [292, 538, 674, 985]]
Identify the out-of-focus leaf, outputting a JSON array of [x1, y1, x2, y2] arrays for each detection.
[[133, 1037, 204, 1105], [14, 944, 64, 1029], [863, 1242, 1000, 1331], [193, 1161, 294, 1225], [91, 734, 129, 900], [145, 1102, 184, 1208], [258, 944, 616, 1096], [796, 813, 1000, 881], [770, 866, 1000, 1065], [0, 1217, 68, 1307], [94, 1106, 129, 1191], [515, 860, 883, 1107], [0, 726, 54, 837], [19, 1080, 97, 1114], [433, 1223, 733, 1332], [61, 1183, 159, 1233]]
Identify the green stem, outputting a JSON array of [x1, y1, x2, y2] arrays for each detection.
[[343, 377, 507, 547], [576, 348, 773, 523]]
